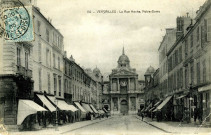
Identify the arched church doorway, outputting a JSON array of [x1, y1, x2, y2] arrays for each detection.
[[120, 100, 128, 115]]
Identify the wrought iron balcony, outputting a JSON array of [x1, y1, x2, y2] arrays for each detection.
[[16, 65, 32, 78]]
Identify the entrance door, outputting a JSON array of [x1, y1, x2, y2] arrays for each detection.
[[120, 100, 128, 115]]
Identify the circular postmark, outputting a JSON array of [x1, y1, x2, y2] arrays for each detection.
[[0, 6, 30, 40]]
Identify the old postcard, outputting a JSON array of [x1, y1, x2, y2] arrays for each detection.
[[0, 0, 211, 135]]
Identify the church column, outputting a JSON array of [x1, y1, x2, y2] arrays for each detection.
[[135, 77, 138, 91], [117, 78, 120, 91], [110, 78, 112, 91]]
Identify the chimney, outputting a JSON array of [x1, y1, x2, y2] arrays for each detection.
[[186, 12, 189, 17]]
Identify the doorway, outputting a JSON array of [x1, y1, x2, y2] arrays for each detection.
[[120, 100, 128, 115]]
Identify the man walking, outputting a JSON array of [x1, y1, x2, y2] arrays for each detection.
[[141, 112, 144, 121]]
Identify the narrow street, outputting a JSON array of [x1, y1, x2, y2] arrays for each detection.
[[62, 115, 165, 134]]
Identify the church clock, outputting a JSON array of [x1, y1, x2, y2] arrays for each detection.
[[120, 80, 127, 87]]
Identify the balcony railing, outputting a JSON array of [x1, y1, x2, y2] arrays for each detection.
[[16, 65, 32, 78]]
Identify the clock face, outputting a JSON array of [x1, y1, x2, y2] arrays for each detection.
[[120, 81, 127, 86]]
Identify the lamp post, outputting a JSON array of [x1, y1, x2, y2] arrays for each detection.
[[188, 84, 193, 123], [54, 99, 59, 131]]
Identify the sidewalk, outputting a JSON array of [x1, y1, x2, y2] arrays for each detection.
[[5, 117, 111, 135], [137, 116, 211, 134]]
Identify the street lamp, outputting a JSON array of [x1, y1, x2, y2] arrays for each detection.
[[54, 99, 59, 131]]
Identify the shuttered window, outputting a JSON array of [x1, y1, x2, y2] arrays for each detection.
[[207, 18, 211, 42]]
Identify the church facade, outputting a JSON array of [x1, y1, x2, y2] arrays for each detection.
[[103, 48, 145, 115]]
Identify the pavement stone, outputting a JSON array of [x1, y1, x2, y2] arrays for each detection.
[[4, 117, 111, 135], [137, 116, 211, 134]]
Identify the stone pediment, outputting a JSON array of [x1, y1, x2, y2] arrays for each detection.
[[110, 69, 137, 76]]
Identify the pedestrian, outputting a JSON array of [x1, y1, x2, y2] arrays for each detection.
[[141, 112, 144, 121], [194, 108, 198, 122]]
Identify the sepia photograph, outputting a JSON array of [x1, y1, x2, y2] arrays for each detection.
[[0, 0, 211, 135]]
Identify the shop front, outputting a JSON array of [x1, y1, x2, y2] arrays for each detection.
[[74, 102, 87, 120], [198, 84, 211, 124], [153, 96, 173, 121], [17, 100, 47, 130], [47, 96, 78, 125]]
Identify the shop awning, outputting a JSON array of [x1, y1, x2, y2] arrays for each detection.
[[90, 104, 99, 114], [74, 102, 87, 113], [17, 100, 47, 125], [176, 94, 188, 99], [37, 94, 56, 112], [98, 110, 105, 114], [154, 100, 162, 107], [144, 103, 152, 111], [198, 84, 211, 92], [103, 108, 108, 113], [82, 103, 94, 113], [47, 96, 78, 112], [149, 107, 156, 112], [68, 105, 78, 112], [154, 96, 172, 112]]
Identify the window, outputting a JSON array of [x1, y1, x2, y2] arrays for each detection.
[[201, 25, 205, 48], [168, 56, 172, 71], [204, 19, 207, 42], [37, 21, 41, 33], [38, 42, 41, 62], [190, 62, 194, 85], [39, 68, 42, 91], [179, 46, 182, 63], [54, 74, 57, 95], [197, 62, 200, 84], [203, 60, 206, 83], [57, 36, 60, 47], [46, 29, 49, 42], [64, 79, 67, 93], [190, 34, 193, 47], [17, 47, 21, 66], [185, 39, 188, 57], [185, 67, 188, 88], [208, 18, 211, 42], [177, 70, 180, 89], [53, 53, 55, 68], [197, 27, 199, 42], [46, 49, 49, 67], [175, 50, 178, 65], [25, 51, 29, 69], [58, 57, 60, 70], [48, 73, 50, 93], [58, 76, 61, 96], [180, 68, 183, 88]]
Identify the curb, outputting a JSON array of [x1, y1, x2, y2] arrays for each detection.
[[135, 116, 171, 133], [60, 117, 112, 134]]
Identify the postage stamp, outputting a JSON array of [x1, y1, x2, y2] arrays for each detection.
[[1, 6, 34, 42]]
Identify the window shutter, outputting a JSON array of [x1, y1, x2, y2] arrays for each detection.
[[201, 25, 205, 48], [207, 18, 211, 42]]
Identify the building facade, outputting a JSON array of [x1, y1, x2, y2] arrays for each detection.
[[156, 0, 211, 124], [32, 6, 64, 98], [103, 48, 145, 115]]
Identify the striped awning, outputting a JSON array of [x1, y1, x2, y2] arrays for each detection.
[[37, 94, 56, 112]]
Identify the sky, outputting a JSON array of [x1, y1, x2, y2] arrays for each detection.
[[37, 0, 205, 80]]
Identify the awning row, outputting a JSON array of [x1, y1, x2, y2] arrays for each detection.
[[143, 96, 173, 113], [153, 96, 172, 112], [47, 96, 78, 112], [17, 94, 101, 125]]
